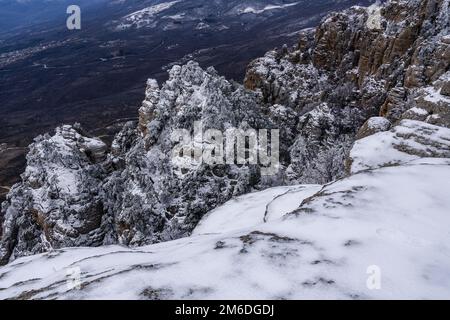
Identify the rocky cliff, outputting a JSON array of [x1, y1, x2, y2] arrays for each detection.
[[0, 0, 449, 265], [1, 114, 450, 299], [244, 0, 449, 182]]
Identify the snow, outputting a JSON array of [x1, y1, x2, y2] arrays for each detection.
[[408, 107, 429, 116], [126, 1, 181, 20], [193, 185, 322, 235], [1, 162, 450, 299], [55, 171, 79, 195], [350, 120, 450, 173], [164, 13, 185, 20], [240, 2, 300, 15], [264, 185, 322, 222], [116, 1, 181, 30]]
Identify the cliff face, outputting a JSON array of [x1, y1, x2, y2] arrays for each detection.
[[0, 63, 285, 262], [0, 125, 109, 264], [244, 0, 449, 183], [102, 63, 284, 247], [1, 0, 449, 265]]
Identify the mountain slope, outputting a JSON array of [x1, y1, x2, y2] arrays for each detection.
[[0, 0, 449, 299], [1, 153, 449, 299], [0, 0, 377, 204], [0, 1, 449, 301]]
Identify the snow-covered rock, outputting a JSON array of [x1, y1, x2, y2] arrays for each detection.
[[1, 160, 449, 299], [0, 125, 109, 265], [193, 184, 322, 235], [245, 0, 450, 182], [409, 72, 450, 128], [349, 120, 450, 173], [1, 0, 449, 271], [355, 117, 391, 140]]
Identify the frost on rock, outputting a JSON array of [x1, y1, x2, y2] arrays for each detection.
[[1, 0, 449, 266], [115, 1, 182, 30], [366, 2, 383, 30], [355, 117, 391, 140], [286, 103, 362, 184], [0, 61, 291, 264], [0, 125, 108, 265], [1, 160, 450, 299], [193, 184, 322, 235]]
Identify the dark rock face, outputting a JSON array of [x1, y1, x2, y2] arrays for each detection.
[[1, 0, 449, 264]]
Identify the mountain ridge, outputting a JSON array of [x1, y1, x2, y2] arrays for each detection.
[[0, 0, 376, 203]]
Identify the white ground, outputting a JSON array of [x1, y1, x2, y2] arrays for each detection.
[[240, 2, 300, 15]]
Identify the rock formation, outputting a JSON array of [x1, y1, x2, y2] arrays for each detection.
[[244, 0, 449, 182], [0, 0, 449, 265]]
